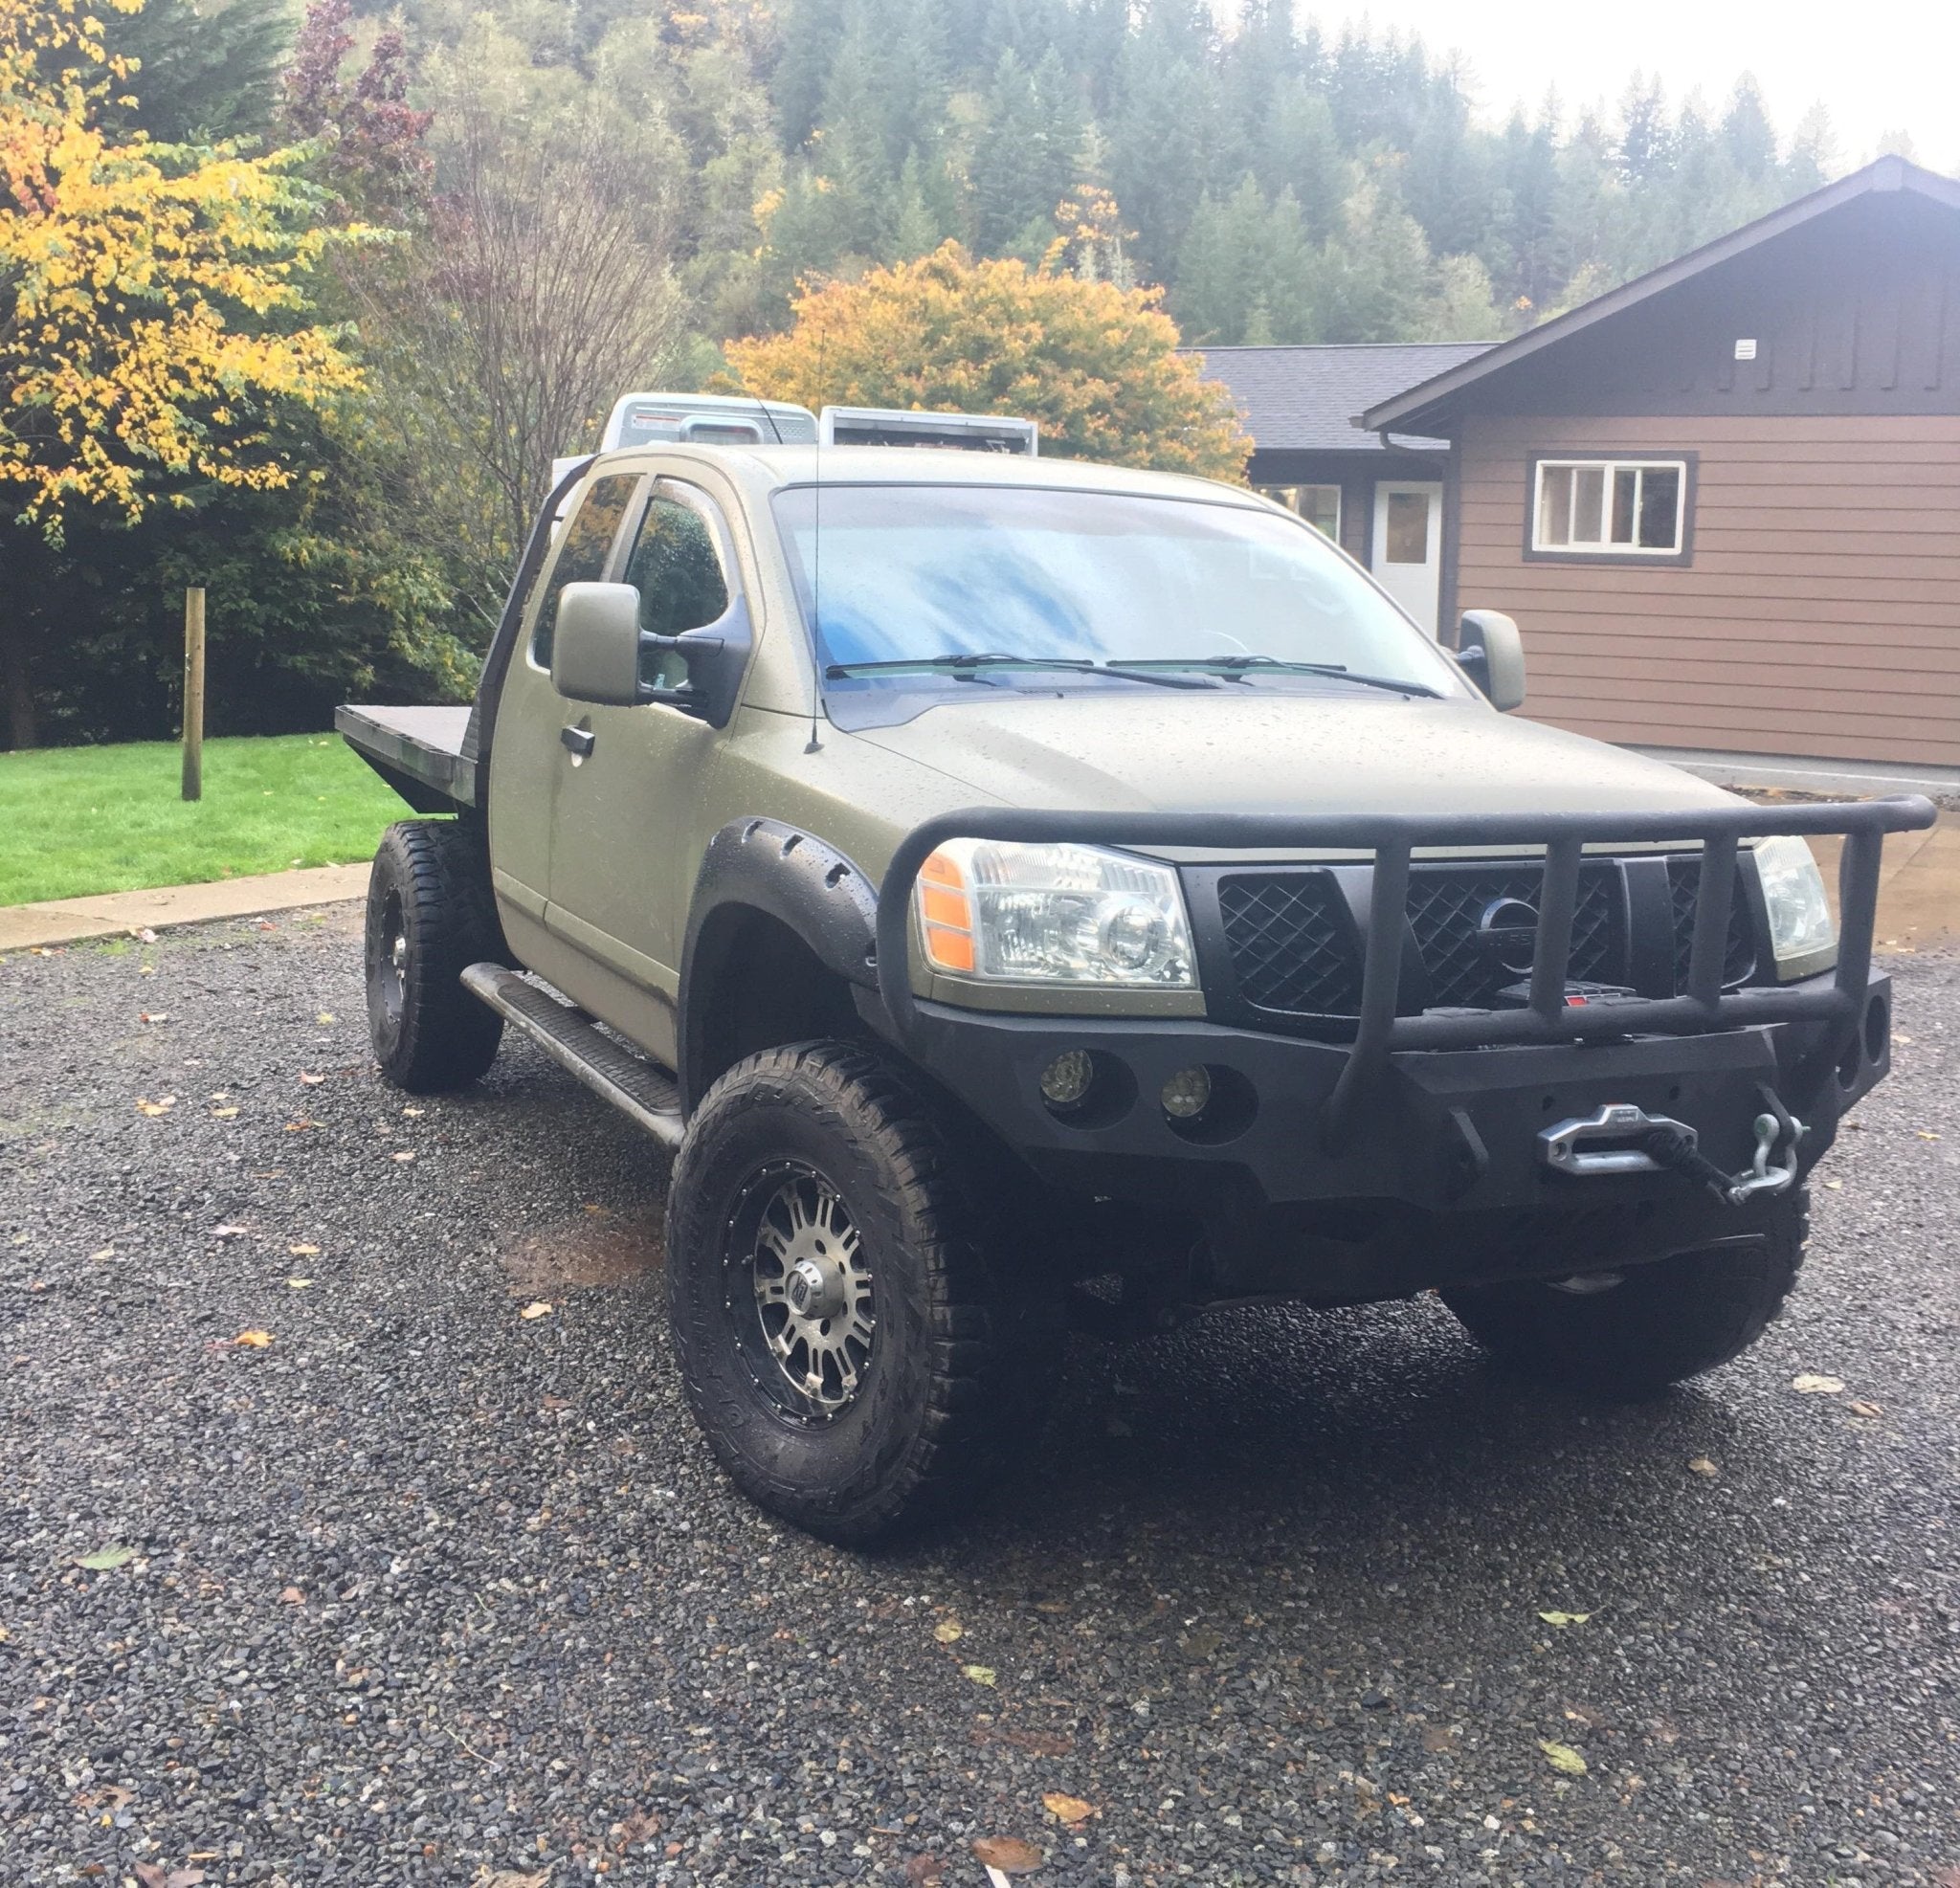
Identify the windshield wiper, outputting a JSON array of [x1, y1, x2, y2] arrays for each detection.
[[1110, 655, 1441, 699], [824, 654, 1216, 690]]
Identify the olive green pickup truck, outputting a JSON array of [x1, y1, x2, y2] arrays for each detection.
[[341, 424, 1934, 1544]]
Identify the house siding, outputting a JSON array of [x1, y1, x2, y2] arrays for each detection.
[[1454, 412, 1960, 766]]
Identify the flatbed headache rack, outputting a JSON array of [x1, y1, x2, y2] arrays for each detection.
[[873, 795, 1938, 1149]]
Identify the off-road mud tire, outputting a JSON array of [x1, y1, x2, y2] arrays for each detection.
[[665, 1040, 1064, 1545], [365, 819, 504, 1093], [1440, 1188, 1808, 1399]]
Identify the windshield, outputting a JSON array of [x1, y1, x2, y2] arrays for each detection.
[[771, 482, 1464, 701]]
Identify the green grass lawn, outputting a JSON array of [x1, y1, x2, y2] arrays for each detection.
[[0, 733, 409, 905]]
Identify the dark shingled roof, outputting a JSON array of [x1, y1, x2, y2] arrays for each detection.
[[1189, 343, 1496, 453]]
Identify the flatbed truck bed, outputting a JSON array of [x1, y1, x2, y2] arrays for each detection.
[[337, 704, 476, 812]]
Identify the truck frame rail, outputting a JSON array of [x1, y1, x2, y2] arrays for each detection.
[[872, 795, 1937, 1149]]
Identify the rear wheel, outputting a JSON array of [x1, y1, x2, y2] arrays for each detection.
[[665, 1041, 1063, 1545], [365, 819, 504, 1093], [1440, 1188, 1808, 1398]]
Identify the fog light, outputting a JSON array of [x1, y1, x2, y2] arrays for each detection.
[[1161, 1064, 1212, 1120], [1039, 1049, 1096, 1109]]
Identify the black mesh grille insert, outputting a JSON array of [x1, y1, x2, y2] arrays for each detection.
[[1666, 857, 1758, 991], [1217, 872, 1362, 1014], [1405, 864, 1624, 1009]]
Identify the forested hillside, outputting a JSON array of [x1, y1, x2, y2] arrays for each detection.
[[0, 0, 1867, 745]]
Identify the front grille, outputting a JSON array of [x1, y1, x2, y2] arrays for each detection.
[[1214, 854, 1754, 1021], [1405, 864, 1623, 1008], [1666, 857, 1758, 990], [1217, 872, 1362, 1013]]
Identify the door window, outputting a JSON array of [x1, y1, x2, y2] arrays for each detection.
[[530, 474, 641, 667], [621, 490, 733, 691], [1383, 490, 1431, 564]]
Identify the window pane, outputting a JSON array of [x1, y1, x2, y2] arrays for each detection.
[[1300, 485, 1341, 540], [531, 474, 640, 666], [624, 494, 730, 689], [1384, 490, 1429, 564], [1570, 465, 1606, 543], [1611, 466, 1638, 544], [1638, 466, 1682, 548], [1537, 465, 1571, 545]]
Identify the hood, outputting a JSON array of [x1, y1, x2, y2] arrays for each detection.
[[852, 690, 1737, 829]]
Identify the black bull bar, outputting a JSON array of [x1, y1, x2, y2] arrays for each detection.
[[873, 796, 1937, 1150]]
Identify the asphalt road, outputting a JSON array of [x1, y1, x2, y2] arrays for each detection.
[[2, 905, 1956, 1888]]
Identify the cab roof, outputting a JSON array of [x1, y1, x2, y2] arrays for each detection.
[[585, 441, 1261, 508]]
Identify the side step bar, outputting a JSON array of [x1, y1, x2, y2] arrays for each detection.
[[461, 964, 683, 1151]]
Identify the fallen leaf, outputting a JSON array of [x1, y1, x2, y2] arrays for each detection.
[[1848, 1400, 1884, 1418], [289, 1243, 321, 1256], [285, 1277, 314, 1289], [961, 1662, 998, 1687], [1539, 1739, 1589, 1776], [520, 1301, 554, 1321], [89, 1247, 115, 1262], [136, 1097, 175, 1117], [76, 1545, 137, 1570], [140, 1011, 170, 1024], [1687, 1456, 1720, 1477], [477, 1873, 550, 1888], [933, 1619, 964, 1644], [134, 1865, 168, 1888], [298, 1071, 325, 1086], [1792, 1373, 1846, 1394], [1042, 1791, 1095, 1825], [166, 1870, 207, 1886], [234, 1329, 275, 1348], [279, 1587, 304, 1604], [1823, 1178, 1842, 1189], [1537, 1610, 1592, 1628], [211, 1107, 240, 1120], [212, 1225, 248, 1240], [903, 1857, 946, 1888], [1421, 1724, 1459, 1752], [391, 1149, 416, 1163], [316, 1011, 336, 1025], [971, 1835, 1043, 1874], [284, 1119, 316, 1133], [1918, 1130, 1941, 1142]]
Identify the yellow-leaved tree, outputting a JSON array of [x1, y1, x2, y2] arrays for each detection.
[[0, 0, 359, 539], [722, 242, 1250, 480]]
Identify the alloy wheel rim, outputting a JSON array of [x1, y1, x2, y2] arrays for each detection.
[[727, 1162, 875, 1422]]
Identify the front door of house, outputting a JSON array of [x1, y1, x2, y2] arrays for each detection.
[[1370, 481, 1443, 636]]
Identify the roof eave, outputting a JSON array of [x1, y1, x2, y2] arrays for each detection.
[[1359, 154, 1960, 435]]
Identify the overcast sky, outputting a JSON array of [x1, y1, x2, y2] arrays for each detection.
[[1277, 1, 1960, 178]]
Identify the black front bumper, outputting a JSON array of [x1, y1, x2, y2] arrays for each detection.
[[863, 797, 1931, 1291], [887, 974, 1890, 1217]]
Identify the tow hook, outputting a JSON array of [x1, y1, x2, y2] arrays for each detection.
[[1539, 1097, 1806, 1206]]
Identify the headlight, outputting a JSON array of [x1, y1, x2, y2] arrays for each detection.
[[916, 839, 1196, 988], [1753, 834, 1837, 977]]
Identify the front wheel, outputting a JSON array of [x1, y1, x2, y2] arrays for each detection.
[[664, 1042, 1063, 1545], [1440, 1188, 1808, 1398]]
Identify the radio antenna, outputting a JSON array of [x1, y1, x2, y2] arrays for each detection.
[[805, 324, 826, 755]]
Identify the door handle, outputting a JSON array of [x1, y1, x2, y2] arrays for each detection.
[[560, 724, 595, 759]]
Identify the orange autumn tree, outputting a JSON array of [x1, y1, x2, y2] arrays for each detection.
[[0, 0, 361, 539], [723, 242, 1250, 480]]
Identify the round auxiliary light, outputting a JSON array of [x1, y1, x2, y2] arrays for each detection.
[[1161, 1064, 1213, 1121], [1039, 1049, 1097, 1110]]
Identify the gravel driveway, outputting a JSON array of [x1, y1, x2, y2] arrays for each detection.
[[3, 905, 1956, 1888]]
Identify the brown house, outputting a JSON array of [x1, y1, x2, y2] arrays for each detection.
[[1360, 155, 1960, 770]]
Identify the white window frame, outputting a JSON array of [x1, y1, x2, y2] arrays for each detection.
[[1258, 482, 1343, 542], [1531, 456, 1688, 557]]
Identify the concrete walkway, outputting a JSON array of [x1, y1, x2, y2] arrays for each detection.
[[0, 861, 368, 952]]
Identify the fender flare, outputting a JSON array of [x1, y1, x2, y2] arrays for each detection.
[[677, 818, 881, 1111]]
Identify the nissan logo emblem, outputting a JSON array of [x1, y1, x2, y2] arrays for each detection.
[[1478, 897, 1539, 975]]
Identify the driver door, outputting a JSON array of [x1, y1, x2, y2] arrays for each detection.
[[544, 478, 741, 1055]]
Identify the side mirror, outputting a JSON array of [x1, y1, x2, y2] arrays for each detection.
[[552, 583, 643, 705], [550, 580, 754, 726], [1456, 609, 1526, 712]]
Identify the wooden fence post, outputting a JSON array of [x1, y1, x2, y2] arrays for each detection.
[[181, 587, 206, 803]]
